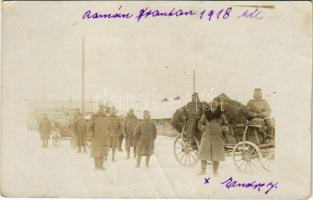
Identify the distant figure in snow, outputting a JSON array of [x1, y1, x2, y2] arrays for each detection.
[[74, 113, 87, 153], [39, 114, 52, 148]]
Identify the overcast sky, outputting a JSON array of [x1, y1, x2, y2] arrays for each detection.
[[3, 1, 312, 116]]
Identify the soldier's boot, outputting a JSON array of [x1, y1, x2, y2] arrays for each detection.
[[118, 144, 122, 151], [94, 157, 99, 170], [112, 149, 116, 161], [136, 156, 141, 168], [145, 156, 150, 168], [118, 136, 123, 151], [99, 157, 105, 170], [133, 147, 136, 158], [264, 119, 274, 142], [126, 149, 130, 159], [213, 161, 219, 177], [198, 160, 206, 176]]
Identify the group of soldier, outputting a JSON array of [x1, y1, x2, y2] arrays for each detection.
[[38, 88, 273, 175], [38, 105, 158, 171], [82, 105, 158, 170]]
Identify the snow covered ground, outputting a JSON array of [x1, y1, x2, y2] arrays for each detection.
[[1, 122, 280, 198]]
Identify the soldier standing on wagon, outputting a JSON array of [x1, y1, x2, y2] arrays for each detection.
[[74, 113, 87, 153], [134, 110, 157, 168], [124, 109, 138, 159], [182, 93, 203, 143], [109, 107, 122, 161], [197, 101, 228, 176], [39, 114, 52, 148], [90, 105, 112, 170]]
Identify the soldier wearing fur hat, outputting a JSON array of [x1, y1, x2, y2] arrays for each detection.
[[197, 101, 228, 176], [247, 88, 274, 142]]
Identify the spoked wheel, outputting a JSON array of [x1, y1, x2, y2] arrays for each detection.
[[261, 148, 275, 171], [51, 129, 61, 146], [232, 141, 262, 174], [173, 134, 199, 167], [86, 140, 91, 149], [52, 136, 60, 146]]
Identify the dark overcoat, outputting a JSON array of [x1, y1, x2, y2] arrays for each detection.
[[90, 112, 112, 157], [182, 101, 203, 141], [109, 115, 122, 148], [124, 114, 138, 148], [135, 119, 157, 156], [198, 112, 227, 161], [74, 119, 86, 146]]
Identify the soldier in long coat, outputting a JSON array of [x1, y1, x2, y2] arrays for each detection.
[[90, 105, 112, 170], [124, 109, 138, 159], [181, 93, 203, 143], [134, 110, 157, 168], [246, 88, 274, 143], [74, 113, 87, 153], [118, 119, 124, 152], [109, 107, 122, 161], [198, 101, 228, 176], [39, 114, 52, 148]]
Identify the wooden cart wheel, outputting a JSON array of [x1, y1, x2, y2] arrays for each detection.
[[173, 135, 199, 167], [261, 148, 275, 171], [51, 128, 61, 146], [232, 141, 262, 174]]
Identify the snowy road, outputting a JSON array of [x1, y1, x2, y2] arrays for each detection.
[[1, 127, 274, 198]]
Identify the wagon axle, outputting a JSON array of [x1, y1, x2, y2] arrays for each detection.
[[242, 151, 252, 161]]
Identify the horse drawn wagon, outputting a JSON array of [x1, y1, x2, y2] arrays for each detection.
[[172, 94, 275, 173]]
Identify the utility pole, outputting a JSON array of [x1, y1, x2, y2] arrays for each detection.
[[81, 38, 85, 114], [193, 70, 196, 93]]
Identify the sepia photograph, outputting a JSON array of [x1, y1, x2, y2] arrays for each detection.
[[1, 1, 312, 199]]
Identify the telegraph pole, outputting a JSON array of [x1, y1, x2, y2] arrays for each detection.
[[81, 38, 85, 114], [193, 70, 196, 93]]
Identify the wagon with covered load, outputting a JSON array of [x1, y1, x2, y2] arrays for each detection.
[[171, 93, 275, 173]]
